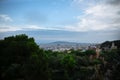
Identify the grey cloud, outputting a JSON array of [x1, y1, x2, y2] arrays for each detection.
[[105, 0, 120, 29], [114, 18, 120, 24], [117, 11, 120, 14], [106, 0, 120, 5]]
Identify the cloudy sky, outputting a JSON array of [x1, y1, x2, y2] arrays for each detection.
[[0, 0, 120, 43]]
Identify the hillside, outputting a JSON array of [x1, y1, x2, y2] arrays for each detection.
[[100, 40, 120, 49]]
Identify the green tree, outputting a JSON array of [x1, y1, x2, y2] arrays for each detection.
[[0, 34, 49, 80], [61, 54, 76, 80], [85, 49, 96, 56]]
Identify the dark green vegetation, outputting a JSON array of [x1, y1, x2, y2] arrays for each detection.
[[101, 40, 120, 49], [0, 34, 120, 80]]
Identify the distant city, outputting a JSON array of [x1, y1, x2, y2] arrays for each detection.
[[39, 40, 119, 52], [39, 41, 98, 52]]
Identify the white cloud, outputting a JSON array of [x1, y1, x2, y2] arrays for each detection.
[[0, 24, 62, 32], [85, 4, 120, 19], [63, 0, 120, 32], [22, 25, 63, 30], [0, 26, 22, 32], [0, 13, 63, 32], [0, 14, 13, 22]]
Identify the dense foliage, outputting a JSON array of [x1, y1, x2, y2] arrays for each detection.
[[101, 40, 120, 49], [0, 34, 120, 80]]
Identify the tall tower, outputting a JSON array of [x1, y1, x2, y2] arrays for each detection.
[[96, 48, 101, 58], [95, 44, 101, 58], [111, 42, 117, 49]]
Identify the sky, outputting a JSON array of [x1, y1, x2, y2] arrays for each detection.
[[0, 0, 120, 43]]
